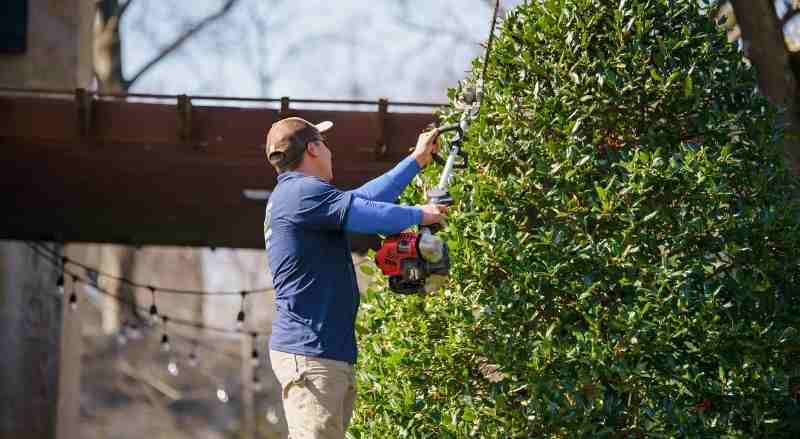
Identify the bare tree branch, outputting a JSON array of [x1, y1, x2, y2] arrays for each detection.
[[118, 0, 135, 19], [481, 0, 507, 17], [393, 1, 480, 43], [394, 15, 477, 43], [125, 0, 239, 89], [781, 7, 800, 26]]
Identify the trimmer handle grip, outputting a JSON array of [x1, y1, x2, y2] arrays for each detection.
[[435, 122, 463, 139], [431, 123, 468, 168], [433, 150, 468, 168], [434, 122, 464, 142], [424, 188, 453, 235]]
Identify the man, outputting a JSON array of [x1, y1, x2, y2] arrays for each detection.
[[263, 116, 446, 438]]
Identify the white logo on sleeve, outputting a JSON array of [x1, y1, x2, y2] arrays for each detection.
[[264, 200, 273, 248]]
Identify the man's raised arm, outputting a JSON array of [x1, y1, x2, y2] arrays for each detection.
[[347, 129, 439, 203]]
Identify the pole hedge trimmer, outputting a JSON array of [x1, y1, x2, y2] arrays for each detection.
[[375, 0, 501, 294]]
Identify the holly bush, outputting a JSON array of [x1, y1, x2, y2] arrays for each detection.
[[351, 1, 800, 437]]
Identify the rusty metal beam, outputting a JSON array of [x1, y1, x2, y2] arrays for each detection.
[[0, 95, 439, 251]]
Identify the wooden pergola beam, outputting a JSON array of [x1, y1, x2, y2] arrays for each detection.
[[0, 95, 440, 251]]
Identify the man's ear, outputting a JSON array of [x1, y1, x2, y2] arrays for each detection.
[[306, 141, 321, 158]]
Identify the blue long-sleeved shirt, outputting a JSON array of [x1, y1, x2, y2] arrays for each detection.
[[348, 155, 421, 203], [344, 155, 423, 234], [265, 155, 423, 364]]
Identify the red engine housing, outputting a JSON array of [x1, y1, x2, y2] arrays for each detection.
[[374, 232, 419, 277], [375, 231, 450, 294]]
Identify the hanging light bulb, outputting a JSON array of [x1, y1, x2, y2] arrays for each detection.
[[188, 351, 199, 367], [116, 320, 130, 345], [236, 310, 245, 330], [187, 339, 199, 367], [149, 304, 159, 324], [167, 358, 179, 376], [127, 322, 142, 340], [251, 348, 260, 367], [217, 387, 229, 403], [68, 275, 78, 311], [148, 286, 159, 324], [56, 256, 67, 295], [250, 333, 260, 367], [160, 316, 170, 352], [116, 328, 128, 346], [252, 374, 262, 392], [236, 291, 247, 330]]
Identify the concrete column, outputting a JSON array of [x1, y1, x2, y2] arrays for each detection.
[[57, 245, 85, 439], [97, 245, 123, 334], [0, 0, 94, 89], [0, 1, 95, 437], [241, 333, 255, 439], [0, 241, 63, 439]]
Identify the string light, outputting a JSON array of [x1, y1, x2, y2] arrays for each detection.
[[161, 316, 171, 352], [167, 358, 179, 376], [126, 321, 143, 340], [28, 242, 266, 407], [117, 320, 128, 346], [250, 332, 260, 367], [27, 241, 271, 336], [30, 241, 272, 297], [68, 275, 78, 311], [56, 257, 65, 295], [236, 291, 247, 330], [188, 350, 199, 367], [148, 286, 159, 324]]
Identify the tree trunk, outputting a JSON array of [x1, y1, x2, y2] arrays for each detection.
[[730, 0, 800, 178], [92, 0, 243, 335], [95, 0, 126, 92], [96, 245, 141, 335], [94, 0, 140, 334], [94, 0, 240, 92]]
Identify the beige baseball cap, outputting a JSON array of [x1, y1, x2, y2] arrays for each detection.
[[265, 117, 333, 172]]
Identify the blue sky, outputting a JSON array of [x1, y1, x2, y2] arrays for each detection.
[[122, 0, 522, 103]]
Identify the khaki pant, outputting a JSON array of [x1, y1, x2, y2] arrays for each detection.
[[270, 350, 356, 439]]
